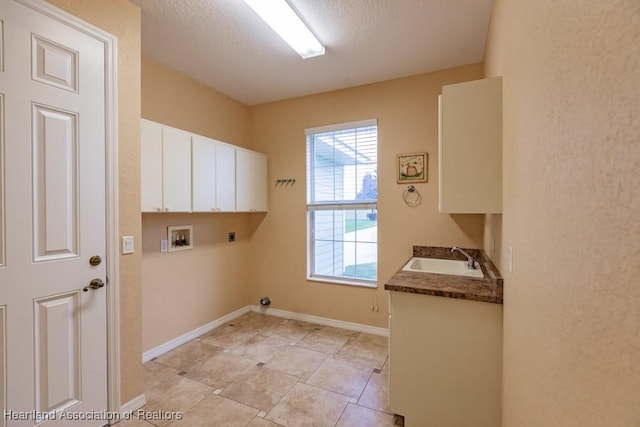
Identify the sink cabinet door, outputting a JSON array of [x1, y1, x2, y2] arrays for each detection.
[[389, 292, 503, 427]]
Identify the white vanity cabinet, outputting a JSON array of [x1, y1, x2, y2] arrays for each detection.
[[141, 119, 191, 212], [389, 291, 503, 427], [438, 76, 502, 213], [235, 148, 268, 212], [192, 136, 236, 212]]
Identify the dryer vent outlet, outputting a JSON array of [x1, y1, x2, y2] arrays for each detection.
[[260, 297, 271, 306]]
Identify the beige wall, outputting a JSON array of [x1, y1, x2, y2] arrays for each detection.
[[484, 1, 640, 425], [248, 64, 485, 328], [45, 0, 143, 404], [141, 57, 253, 350]]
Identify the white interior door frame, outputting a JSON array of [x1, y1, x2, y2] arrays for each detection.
[[16, 0, 122, 415]]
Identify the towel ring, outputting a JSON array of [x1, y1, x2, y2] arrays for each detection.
[[402, 185, 422, 207]]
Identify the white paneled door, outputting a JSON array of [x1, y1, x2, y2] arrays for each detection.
[[0, 1, 109, 426]]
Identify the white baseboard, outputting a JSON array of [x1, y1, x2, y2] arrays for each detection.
[[142, 305, 251, 362], [249, 305, 389, 337], [120, 393, 146, 415]]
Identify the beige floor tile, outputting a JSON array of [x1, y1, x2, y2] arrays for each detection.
[[265, 346, 327, 379], [143, 361, 181, 389], [167, 394, 258, 427], [261, 319, 316, 343], [185, 351, 257, 389], [358, 373, 391, 414], [336, 403, 395, 427], [246, 417, 282, 426], [266, 382, 350, 427], [221, 365, 298, 412], [334, 336, 388, 370], [200, 324, 257, 349], [295, 330, 350, 355], [155, 340, 220, 371], [316, 326, 359, 337], [233, 312, 285, 334], [381, 358, 389, 376], [228, 334, 290, 363], [355, 333, 388, 347], [305, 358, 372, 398], [115, 416, 157, 427], [143, 367, 213, 426]]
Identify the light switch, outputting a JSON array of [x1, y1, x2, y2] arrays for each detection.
[[122, 236, 134, 255]]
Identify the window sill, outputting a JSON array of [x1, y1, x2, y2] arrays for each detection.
[[307, 276, 378, 289]]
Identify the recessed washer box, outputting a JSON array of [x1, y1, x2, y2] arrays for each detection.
[[168, 225, 193, 252]]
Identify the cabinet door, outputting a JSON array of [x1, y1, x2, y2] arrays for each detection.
[[439, 77, 502, 213], [192, 135, 216, 212], [236, 149, 268, 212], [215, 143, 236, 211], [250, 152, 268, 212], [141, 119, 163, 212], [162, 126, 192, 212]]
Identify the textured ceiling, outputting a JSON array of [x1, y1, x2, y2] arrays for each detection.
[[132, 0, 494, 106]]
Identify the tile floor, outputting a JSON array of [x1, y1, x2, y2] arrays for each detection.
[[119, 312, 400, 427]]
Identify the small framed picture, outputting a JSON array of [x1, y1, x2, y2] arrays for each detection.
[[397, 152, 428, 183]]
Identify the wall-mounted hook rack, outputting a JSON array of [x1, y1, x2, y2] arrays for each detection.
[[275, 179, 296, 186]]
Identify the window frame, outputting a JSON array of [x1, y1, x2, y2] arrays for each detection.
[[305, 119, 378, 287]]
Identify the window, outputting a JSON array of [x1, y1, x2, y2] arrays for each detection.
[[306, 119, 377, 286]]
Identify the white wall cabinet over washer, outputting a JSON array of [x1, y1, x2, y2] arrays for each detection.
[[235, 148, 268, 212], [438, 76, 502, 213], [141, 119, 192, 212], [192, 135, 236, 212]]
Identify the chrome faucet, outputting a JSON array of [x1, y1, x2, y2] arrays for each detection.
[[451, 246, 476, 269]]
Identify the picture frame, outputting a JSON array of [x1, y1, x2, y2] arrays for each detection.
[[397, 152, 428, 183]]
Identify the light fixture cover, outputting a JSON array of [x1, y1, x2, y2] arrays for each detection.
[[244, 0, 325, 59]]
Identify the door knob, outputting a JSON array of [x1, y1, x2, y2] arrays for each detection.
[[83, 278, 105, 292]]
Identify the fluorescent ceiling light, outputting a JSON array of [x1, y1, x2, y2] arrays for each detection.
[[244, 0, 325, 59]]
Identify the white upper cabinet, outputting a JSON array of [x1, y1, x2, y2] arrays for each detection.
[[191, 135, 217, 212], [215, 142, 236, 212], [438, 77, 502, 214], [192, 136, 236, 212], [162, 126, 192, 212], [141, 119, 191, 212], [141, 119, 163, 212], [235, 148, 268, 212], [142, 119, 267, 213]]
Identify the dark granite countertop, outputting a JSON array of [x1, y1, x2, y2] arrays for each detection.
[[384, 246, 503, 304]]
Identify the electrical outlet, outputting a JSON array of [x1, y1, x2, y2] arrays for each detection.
[[228, 231, 236, 242], [160, 239, 168, 252]]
